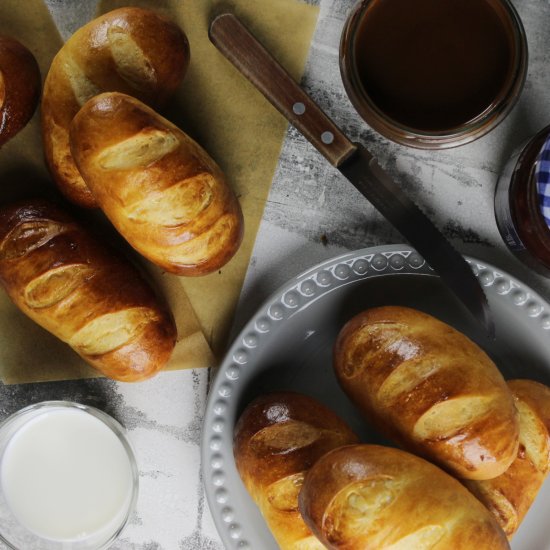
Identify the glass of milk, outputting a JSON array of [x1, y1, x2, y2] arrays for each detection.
[[0, 401, 138, 549]]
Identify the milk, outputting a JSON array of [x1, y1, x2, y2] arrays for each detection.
[[0, 405, 136, 548]]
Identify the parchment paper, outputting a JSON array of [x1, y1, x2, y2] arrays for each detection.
[[0, 0, 214, 384], [0, 0, 319, 383], [98, 0, 320, 356]]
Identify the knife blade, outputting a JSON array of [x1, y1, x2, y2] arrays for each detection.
[[209, 13, 494, 338]]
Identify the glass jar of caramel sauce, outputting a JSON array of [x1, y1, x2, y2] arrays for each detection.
[[340, 0, 528, 149], [495, 125, 550, 276]]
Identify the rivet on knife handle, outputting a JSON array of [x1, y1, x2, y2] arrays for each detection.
[[209, 13, 357, 168]]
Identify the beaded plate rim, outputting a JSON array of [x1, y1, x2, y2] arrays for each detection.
[[201, 244, 550, 550]]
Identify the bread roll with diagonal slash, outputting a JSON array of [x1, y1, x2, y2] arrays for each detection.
[[41, 7, 190, 207], [234, 392, 359, 549], [464, 379, 550, 538], [0, 36, 41, 147], [0, 200, 177, 381], [70, 92, 244, 276], [333, 306, 519, 480], [299, 444, 510, 549]]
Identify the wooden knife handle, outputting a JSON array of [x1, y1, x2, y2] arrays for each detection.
[[209, 13, 357, 167]]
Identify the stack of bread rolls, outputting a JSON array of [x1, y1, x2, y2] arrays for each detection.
[[40, 6, 243, 277], [234, 306, 550, 548], [42, 8, 243, 276], [0, 7, 244, 380], [41, 7, 190, 208]]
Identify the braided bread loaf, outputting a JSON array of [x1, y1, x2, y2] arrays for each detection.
[[0, 199, 176, 381], [0, 36, 40, 147], [70, 92, 244, 276], [41, 7, 189, 207], [333, 306, 519, 480]]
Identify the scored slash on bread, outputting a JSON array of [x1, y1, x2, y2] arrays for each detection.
[[333, 306, 519, 480], [41, 7, 190, 208]]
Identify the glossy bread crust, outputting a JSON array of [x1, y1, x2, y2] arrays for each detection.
[[0, 199, 177, 381], [234, 392, 358, 549], [41, 7, 190, 207], [333, 306, 519, 480], [465, 379, 550, 537], [0, 36, 40, 147], [299, 444, 510, 549], [70, 92, 244, 276]]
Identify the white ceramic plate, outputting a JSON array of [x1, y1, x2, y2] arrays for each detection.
[[202, 245, 550, 550]]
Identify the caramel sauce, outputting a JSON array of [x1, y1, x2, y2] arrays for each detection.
[[354, 0, 516, 131]]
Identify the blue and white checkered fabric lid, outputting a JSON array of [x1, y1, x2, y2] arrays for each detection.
[[536, 134, 550, 227]]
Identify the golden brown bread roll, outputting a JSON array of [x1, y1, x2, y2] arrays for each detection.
[[70, 92, 244, 276], [42, 7, 190, 208], [299, 444, 510, 549], [333, 306, 519, 480], [464, 379, 550, 538], [0, 199, 176, 381], [234, 392, 358, 549], [0, 36, 40, 147]]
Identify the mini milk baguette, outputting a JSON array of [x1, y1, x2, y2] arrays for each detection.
[[0, 200, 176, 381], [234, 392, 358, 549], [464, 379, 550, 538], [0, 36, 40, 147], [333, 306, 519, 480], [70, 92, 244, 276], [299, 444, 510, 549], [42, 7, 189, 207]]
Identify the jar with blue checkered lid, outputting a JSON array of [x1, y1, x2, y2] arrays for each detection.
[[495, 124, 550, 276]]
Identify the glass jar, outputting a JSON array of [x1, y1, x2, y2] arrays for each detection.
[[495, 125, 550, 276], [0, 401, 139, 550], [340, 0, 528, 149]]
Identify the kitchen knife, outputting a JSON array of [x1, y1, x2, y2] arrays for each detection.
[[209, 13, 494, 339]]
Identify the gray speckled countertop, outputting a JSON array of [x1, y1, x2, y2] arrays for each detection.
[[1, 0, 550, 548], [236, 0, 550, 332]]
